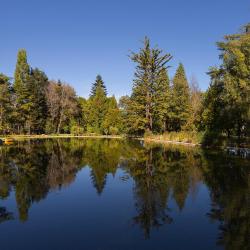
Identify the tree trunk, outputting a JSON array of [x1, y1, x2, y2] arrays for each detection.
[[57, 117, 62, 134]]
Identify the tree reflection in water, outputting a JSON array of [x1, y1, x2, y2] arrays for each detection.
[[0, 138, 249, 248], [202, 151, 250, 250], [124, 144, 204, 238], [0, 207, 14, 223]]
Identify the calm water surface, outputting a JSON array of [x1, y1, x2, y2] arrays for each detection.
[[0, 138, 249, 250]]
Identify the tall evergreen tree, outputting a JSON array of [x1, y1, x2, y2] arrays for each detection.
[[203, 23, 250, 141], [128, 37, 172, 134], [26, 68, 49, 134], [13, 49, 30, 133], [169, 63, 191, 131], [90, 75, 107, 97], [0, 74, 12, 134], [153, 68, 171, 132], [87, 84, 108, 133]]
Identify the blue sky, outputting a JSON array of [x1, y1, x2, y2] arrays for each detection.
[[1, 0, 249, 98]]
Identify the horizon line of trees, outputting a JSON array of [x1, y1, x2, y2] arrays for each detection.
[[0, 23, 249, 145]]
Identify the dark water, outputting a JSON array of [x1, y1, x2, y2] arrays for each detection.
[[0, 139, 249, 250]]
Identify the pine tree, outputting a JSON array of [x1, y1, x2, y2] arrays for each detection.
[[26, 68, 48, 134], [128, 37, 172, 134], [13, 49, 30, 133], [0, 74, 12, 134], [90, 75, 107, 97], [153, 68, 171, 132], [169, 63, 191, 131], [87, 84, 108, 133]]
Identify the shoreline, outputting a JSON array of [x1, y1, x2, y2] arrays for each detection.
[[142, 137, 200, 147], [1, 135, 250, 154], [0, 134, 200, 147], [0, 134, 123, 140]]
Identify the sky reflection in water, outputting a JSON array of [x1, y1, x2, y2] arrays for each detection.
[[0, 138, 249, 250]]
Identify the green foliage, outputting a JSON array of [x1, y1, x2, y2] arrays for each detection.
[[90, 74, 107, 97], [169, 63, 191, 131], [84, 76, 122, 135], [86, 83, 108, 133], [102, 96, 121, 135], [0, 74, 12, 134], [125, 37, 172, 134], [14, 49, 30, 92], [70, 119, 85, 135], [202, 24, 250, 145], [26, 68, 48, 134], [1, 24, 249, 146], [153, 68, 171, 132], [13, 49, 31, 132]]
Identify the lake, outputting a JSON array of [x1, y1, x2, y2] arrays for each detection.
[[0, 138, 249, 250]]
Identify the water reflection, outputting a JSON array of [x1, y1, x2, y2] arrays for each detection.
[[0, 207, 13, 223], [202, 151, 250, 250], [124, 144, 207, 238], [0, 139, 249, 249]]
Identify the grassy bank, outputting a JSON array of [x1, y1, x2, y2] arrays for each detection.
[[0, 132, 202, 147], [0, 134, 124, 141], [143, 132, 203, 146], [1, 132, 249, 149]]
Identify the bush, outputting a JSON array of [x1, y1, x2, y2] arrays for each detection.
[[70, 125, 85, 135], [109, 126, 119, 135]]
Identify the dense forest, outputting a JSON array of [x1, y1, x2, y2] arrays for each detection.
[[0, 23, 249, 146]]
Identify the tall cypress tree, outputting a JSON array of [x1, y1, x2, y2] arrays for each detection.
[[169, 63, 191, 131], [13, 49, 30, 133], [90, 75, 107, 97]]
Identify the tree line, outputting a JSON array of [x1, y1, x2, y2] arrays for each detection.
[[0, 52, 121, 135], [0, 23, 249, 145]]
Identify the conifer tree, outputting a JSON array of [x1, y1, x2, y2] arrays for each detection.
[[128, 37, 172, 134], [13, 49, 30, 133], [87, 84, 108, 133], [0, 74, 12, 134], [26, 68, 48, 134], [169, 63, 191, 131], [153, 68, 171, 132], [90, 75, 107, 97]]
